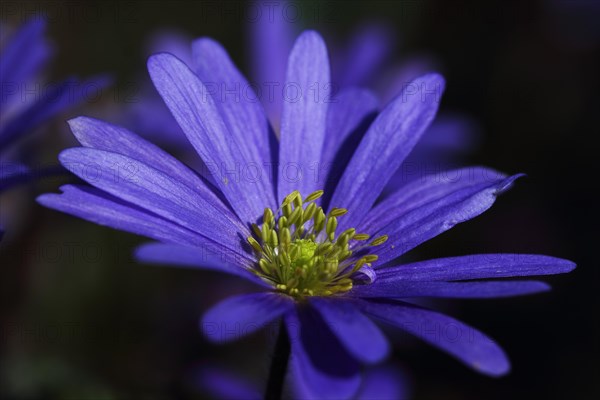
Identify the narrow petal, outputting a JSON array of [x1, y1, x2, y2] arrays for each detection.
[[38, 184, 214, 248], [192, 37, 276, 207], [278, 31, 331, 201], [357, 299, 510, 377], [201, 293, 293, 342], [334, 23, 395, 87], [322, 88, 378, 206], [286, 307, 361, 400], [371, 174, 523, 265], [375, 254, 576, 282], [148, 53, 270, 224], [309, 297, 389, 364], [351, 280, 551, 299], [362, 167, 505, 232], [0, 18, 50, 97], [135, 243, 261, 282], [330, 74, 446, 231], [1, 78, 81, 150], [68, 116, 217, 197], [247, 0, 295, 127], [58, 148, 248, 254]]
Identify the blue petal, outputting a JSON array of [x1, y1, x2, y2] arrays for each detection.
[[309, 297, 389, 364], [38, 184, 226, 250], [58, 148, 249, 254], [1, 78, 75, 150], [0, 18, 50, 99], [278, 31, 331, 201], [68, 116, 222, 204], [363, 167, 505, 232], [383, 114, 481, 194], [201, 293, 293, 342], [192, 38, 277, 207], [135, 243, 261, 282], [247, 0, 295, 128], [148, 53, 272, 224], [333, 23, 395, 87], [369, 173, 524, 265], [357, 299, 510, 376], [322, 88, 378, 206], [330, 74, 445, 231], [376, 254, 576, 281], [286, 307, 361, 399], [351, 280, 551, 299]]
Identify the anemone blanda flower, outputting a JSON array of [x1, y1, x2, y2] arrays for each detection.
[[0, 18, 104, 238], [38, 31, 575, 398]]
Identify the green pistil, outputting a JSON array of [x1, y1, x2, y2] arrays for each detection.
[[248, 190, 387, 299]]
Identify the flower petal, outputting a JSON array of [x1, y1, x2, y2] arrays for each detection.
[[362, 167, 506, 232], [278, 31, 331, 201], [0, 18, 49, 97], [0, 78, 96, 150], [357, 299, 510, 377], [376, 254, 576, 282], [247, 0, 295, 127], [201, 293, 293, 342], [330, 74, 445, 230], [351, 280, 551, 299], [333, 23, 395, 87], [309, 297, 389, 364], [191, 37, 277, 207], [67, 116, 216, 196], [322, 88, 378, 206], [38, 184, 217, 248], [370, 173, 523, 265], [135, 242, 261, 282], [286, 307, 361, 400], [58, 147, 248, 254], [148, 53, 269, 224]]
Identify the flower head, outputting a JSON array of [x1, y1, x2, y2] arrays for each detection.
[[249, 189, 387, 298], [39, 30, 575, 398]]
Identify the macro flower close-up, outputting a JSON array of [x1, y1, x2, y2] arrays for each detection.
[[1, 2, 596, 400], [39, 29, 574, 398]]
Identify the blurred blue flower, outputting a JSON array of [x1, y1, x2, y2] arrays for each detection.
[[39, 30, 574, 398], [0, 18, 107, 238]]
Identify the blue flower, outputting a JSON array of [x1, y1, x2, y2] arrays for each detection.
[[39, 31, 574, 398], [0, 18, 106, 238]]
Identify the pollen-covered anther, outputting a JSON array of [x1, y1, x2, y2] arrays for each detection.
[[247, 190, 387, 299]]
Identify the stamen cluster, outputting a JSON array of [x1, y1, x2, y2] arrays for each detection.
[[248, 190, 387, 298]]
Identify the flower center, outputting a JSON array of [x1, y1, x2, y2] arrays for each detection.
[[247, 190, 387, 299]]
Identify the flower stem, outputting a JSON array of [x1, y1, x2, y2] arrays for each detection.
[[265, 321, 290, 400]]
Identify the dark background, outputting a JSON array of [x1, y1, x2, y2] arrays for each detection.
[[1, 0, 598, 399]]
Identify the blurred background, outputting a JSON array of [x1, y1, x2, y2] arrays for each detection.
[[0, 0, 598, 399]]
